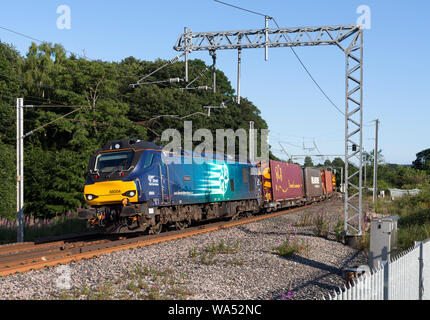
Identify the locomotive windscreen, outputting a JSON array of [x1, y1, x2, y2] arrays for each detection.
[[95, 150, 134, 173]]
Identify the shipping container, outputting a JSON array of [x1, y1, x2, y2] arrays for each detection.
[[269, 160, 304, 201], [332, 174, 336, 191], [320, 170, 327, 194], [259, 161, 273, 202], [303, 168, 323, 200], [324, 170, 333, 194]]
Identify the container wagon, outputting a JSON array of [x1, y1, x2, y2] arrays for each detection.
[[259, 160, 304, 211], [303, 168, 324, 202]]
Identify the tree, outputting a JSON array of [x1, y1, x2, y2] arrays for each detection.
[[413, 148, 430, 172], [0, 42, 22, 144], [304, 156, 314, 167], [0, 42, 22, 219], [0, 141, 16, 219]]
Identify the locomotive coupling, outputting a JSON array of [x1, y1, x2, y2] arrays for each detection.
[[120, 202, 149, 217], [120, 205, 137, 217]]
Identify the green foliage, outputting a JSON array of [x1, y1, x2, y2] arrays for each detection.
[[412, 148, 430, 173], [312, 210, 330, 238], [272, 231, 310, 258], [374, 164, 429, 190], [334, 214, 345, 242], [0, 42, 21, 144], [375, 185, 430, 249], [0, 141, 16, 219], [0, 213, 88, 244], [304, 156, 313, 167]]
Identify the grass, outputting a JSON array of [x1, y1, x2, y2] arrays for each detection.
[[204, 240, 240, 255], [368, 185, 430, 249], [188, 240, 243, 266], [295, 210, 314, 227], [272, 230, 310, 258], [54, 264, 193, 300], [0, 213, 88, 244], [312, 210, 330, 238]]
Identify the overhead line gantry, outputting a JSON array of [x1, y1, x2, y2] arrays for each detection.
[[173, 23, 365, 237]]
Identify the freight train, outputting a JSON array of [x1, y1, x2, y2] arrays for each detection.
[[78, 139, 336, 234]]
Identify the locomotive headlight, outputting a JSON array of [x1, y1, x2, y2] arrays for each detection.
[[85, 194, 98, 201], [122, 190, 136, 197]]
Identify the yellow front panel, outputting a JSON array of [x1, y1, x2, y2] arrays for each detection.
[[84, 180, 138, 206]]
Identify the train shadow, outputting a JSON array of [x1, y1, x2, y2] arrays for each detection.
[[267, 250, 363, 299], [236, 225, 342, 245]]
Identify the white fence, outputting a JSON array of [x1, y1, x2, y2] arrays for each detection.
[[327, 239, 430, 300], [388, 188, 421, 200]]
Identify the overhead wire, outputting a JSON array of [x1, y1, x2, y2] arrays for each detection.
[[130, 53, 186, 87], [0, 24, 212, 137], [214, 0, 271, 18], [212, 1, 345, 116], [23, 106, 89, 138], [0, 25, 90, 60]]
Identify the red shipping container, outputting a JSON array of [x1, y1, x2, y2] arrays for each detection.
[[270, 160, 304, 201], [325, 170, 333, 194]]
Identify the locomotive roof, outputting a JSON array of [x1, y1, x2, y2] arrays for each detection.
[[100, 139, 163, 152], [97, 139, 254, 163]]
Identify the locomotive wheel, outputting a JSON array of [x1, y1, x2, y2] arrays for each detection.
[[175, 221, 188, 230], [149, 222, 163, 235], [230, 213, 240, 220]]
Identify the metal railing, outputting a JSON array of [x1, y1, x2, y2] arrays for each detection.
[[327, 239, 430, 300]]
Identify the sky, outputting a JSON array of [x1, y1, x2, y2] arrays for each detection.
[[0, 0, 429, 165]]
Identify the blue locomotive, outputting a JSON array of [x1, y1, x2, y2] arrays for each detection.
[[78, 138, 261, 233]]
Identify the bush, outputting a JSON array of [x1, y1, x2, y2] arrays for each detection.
[[273, 231, 310, 258], [334, 214, 345, 242], [312, 210, 330, 238], [398, 224, 430, 249], [373, 183, 430, 249], [0, 213, 88, 244]]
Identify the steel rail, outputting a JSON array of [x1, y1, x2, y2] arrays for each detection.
[[0, 202, 322, 276]]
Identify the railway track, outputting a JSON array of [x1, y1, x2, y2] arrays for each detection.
[[0, 204, 315, 277]]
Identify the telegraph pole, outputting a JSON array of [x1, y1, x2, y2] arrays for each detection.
[[16, 98, 24, 242], [184, 27, 189, 82], [249, 121, 254, 162], [237, 47, 242, 104], [15, 99, 89, 242], [364, 153, 367, 190], [373, 119, 379, 203]]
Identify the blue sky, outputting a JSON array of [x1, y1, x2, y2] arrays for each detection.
[[0, 0, 429, 165]]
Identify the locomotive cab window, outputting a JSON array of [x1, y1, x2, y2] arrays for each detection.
[[143, 152, 154, 169], [95, 150, 134, 173]]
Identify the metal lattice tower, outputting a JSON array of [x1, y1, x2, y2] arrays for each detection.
[[173, 24, 364, 236]]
